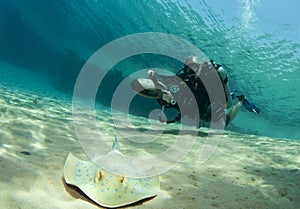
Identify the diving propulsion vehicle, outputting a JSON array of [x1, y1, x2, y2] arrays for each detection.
[[131, 70, 185, 124], [131, 70, 179, 108]]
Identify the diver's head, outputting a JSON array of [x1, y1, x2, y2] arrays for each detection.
[[210, 59, 221, 70], [184, 56, 200, 74]]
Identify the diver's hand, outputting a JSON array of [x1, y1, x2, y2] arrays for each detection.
[[158, 115, 166, 123]]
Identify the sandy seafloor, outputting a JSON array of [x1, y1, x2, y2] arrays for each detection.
[[0, 62, 300, 209]]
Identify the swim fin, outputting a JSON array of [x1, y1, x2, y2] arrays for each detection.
[[237, 95, 260, 114], [230, 89, 237, 100]]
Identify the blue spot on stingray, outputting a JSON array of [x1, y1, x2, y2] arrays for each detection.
[[86, 173, 89, 177], [101, 189, 104, 192], [106, 187, 110, 191], [118, 195, 121, 198], [115, 189, 118, 192], [101, 183, 104, 186], [130, 191, 134, 194], [78, 169, 81, 172], [89, 178, 92, 181]]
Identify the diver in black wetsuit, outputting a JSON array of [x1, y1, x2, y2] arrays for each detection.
[[175, 56, 245, 126], [131, 56, 260, 128]]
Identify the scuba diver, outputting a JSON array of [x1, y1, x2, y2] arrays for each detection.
[[131, 56, 260, 128]]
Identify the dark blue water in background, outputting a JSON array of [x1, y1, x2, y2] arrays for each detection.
[[0, 0, 299, 139]]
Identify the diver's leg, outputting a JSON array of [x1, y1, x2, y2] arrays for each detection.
[[225, 100, 243, 126], [217, 67, 233, 108], [224, 82, 233, 108]]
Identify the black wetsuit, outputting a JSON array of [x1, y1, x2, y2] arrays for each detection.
[[155, 64, 228, 126], [176, 68, 211, 121]]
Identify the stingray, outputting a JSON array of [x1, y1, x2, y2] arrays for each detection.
[[63, 136, 160, 208]]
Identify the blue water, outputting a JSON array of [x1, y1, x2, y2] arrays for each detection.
[[0, 0, 299, 139]]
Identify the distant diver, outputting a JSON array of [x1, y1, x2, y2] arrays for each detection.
[[131, 56, 260, 128]]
